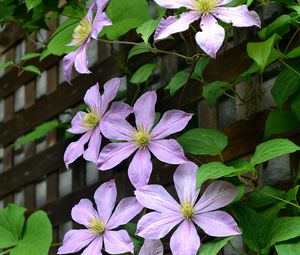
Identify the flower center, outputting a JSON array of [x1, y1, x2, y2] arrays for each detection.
[[72, 17, 92, 46], [194, 0, 217, 13], [134, 129, 151, 148], [82, 109, 99, 129], [88, 218, 105, 235], [180, 202, 194, 219]]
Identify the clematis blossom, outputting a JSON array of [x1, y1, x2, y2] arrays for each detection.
[[63, 0, 112, 83], [97, 91, 192, 189], [153, 0, 261, 58], [135, 162, 241, 255], [58, 180, 143, 255], [139, 239, 164, 255], [64, 78, 126, 169]]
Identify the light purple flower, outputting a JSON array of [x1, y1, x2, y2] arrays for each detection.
[[58, 180, 143, 255], [97, 91, 192, 189], [135, 162, 241, 255], [64, 78, 128, 169], [139, 239, 164, 255], [63, 0, 112, 83], [153, 0, 261, 58]]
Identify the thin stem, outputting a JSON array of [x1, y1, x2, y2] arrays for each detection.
[[51, 242, 62, 247], [0, 249, 12, 255], [284, 27, 300, 54], [219, 153, 224, 163], [279, 59, 300, 77]]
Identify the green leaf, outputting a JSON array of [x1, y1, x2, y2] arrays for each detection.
[[258, 15, 291, 40], [0, 60, 15, 69], [130, 63, 158, 84], [197, 237, 232, 255], [287, 46, 300, 59], [25, 0, 42, 11], [276, 237, 300, 255], [101, 0, 151, 40], [127, 43, 151, 60], [196, 162, 236, 188], [250, 139, 300, 165], [165, 71, 190, 96], [271, 63, 300, 108], [225, 159, 255, 177], [264, 109, 300, 138], [192, 56, 209, 80], [247, 34, 278, 71], [22, 65, 41, 75], [247, 0, 254, 6], [20, 53, 42, 62], [11, 211, 52, 255], [202, 81, 233, 107], [177, 128, 228, 156]]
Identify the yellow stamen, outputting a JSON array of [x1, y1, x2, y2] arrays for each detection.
[[180, 202, 194, 219], [72, 17, 92, 46], [82, 109, 99, 129], [88, 218, 105, 235], [194, 0, 217, 13], [133, 128, 151, 148]]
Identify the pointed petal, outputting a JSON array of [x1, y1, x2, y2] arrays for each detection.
[[135, 185, 180, 213], [193, 211, 241, 237], [81, 236, 103, 255], [151, 110, 193, 139], [104, 230, 134, 254], [148, 139, 188, 164], [136, 212, 183, 239], [96, 0, 110, 11], [104, 101, 133, 118], [64, 131, 92, 169], [154, 12, 200, 40], [139, 239, 164, 255], [195, 181, 238, 213], [57, 229, 95, 254], [214, 6, 261, 28], [153, 0, 195, 9], [101, 77, 122, 113], [128, 148, 153, 189], [63, 50, 77, 84], [217, 0, 234, 5], [91, 12, 112, 39], [170, 220, 200, 255], [84, 83, 101, 115], [83, 126, 102, 163], [174, 162, 199, 205], [67, 111, 89, 134], [107, 197, 143, 229], [74, 40, 92, 74], [97, 142, 137, 170], [134, 91, 157, 132], [71, 199, 99, 226], [94, 180, 117, 223], [195, 15, 225, 58]]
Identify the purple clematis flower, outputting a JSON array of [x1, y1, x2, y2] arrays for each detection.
[[153, 0, 261, 58], [135, 162, 241, 255], [139, 239, 164, 255], [63, 0, 112, 83], [58, 180, 143, 255], [97, 91, 192, 189], [64, 78, 126, 169]]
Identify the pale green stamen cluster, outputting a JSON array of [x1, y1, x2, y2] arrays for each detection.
[[180, 202, 194, 219], [88, 218, 105, 235], [133, 128, 151, 148], [82, 109, 99, 129], [194, 0, 217, 13], [72, 17, 92, 46]]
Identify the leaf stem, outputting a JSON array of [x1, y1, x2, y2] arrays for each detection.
[[0, 249, 12, 255], [279, 59, 300, 77]]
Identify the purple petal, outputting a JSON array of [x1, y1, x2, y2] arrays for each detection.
[[135, 185, 180, 213], [84, 83, 101, 115], [83, 126, 102, 164], [195, 14, 225, 58], [91, 0, 112, 39], [81, 236, 103, 255], [101, 77, 122, 114], [128, 148, 153, 189], [170, 220, 200, 255], [94, 180, 117, 223], [217, 0, 234, 5], [174, 162, 199, 205], [193, 211, 241, 237], [148, 139, 188, 164], [63, 50, 77, 84], [104, 101, 133, 118], [154, 11, 200, 41], [107, 197, 143, 229], [153, 0, 195, 9], [103, 230, 134, 254], [96, 0, 110, 11], [214, 6, 261, 28], [67, 111, 89, 134], [194, 181, 238, 214], [74, 39, 92, 74], [64, 131, 92, 169], [97, 142, 137, 170], [136, 212, 183, 239], [71, 199, 99, 226], [57, 229, 95, 254], [139, 239, 164, 255], [151, 110, 193, 140], [134, 91, 157, 132]]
